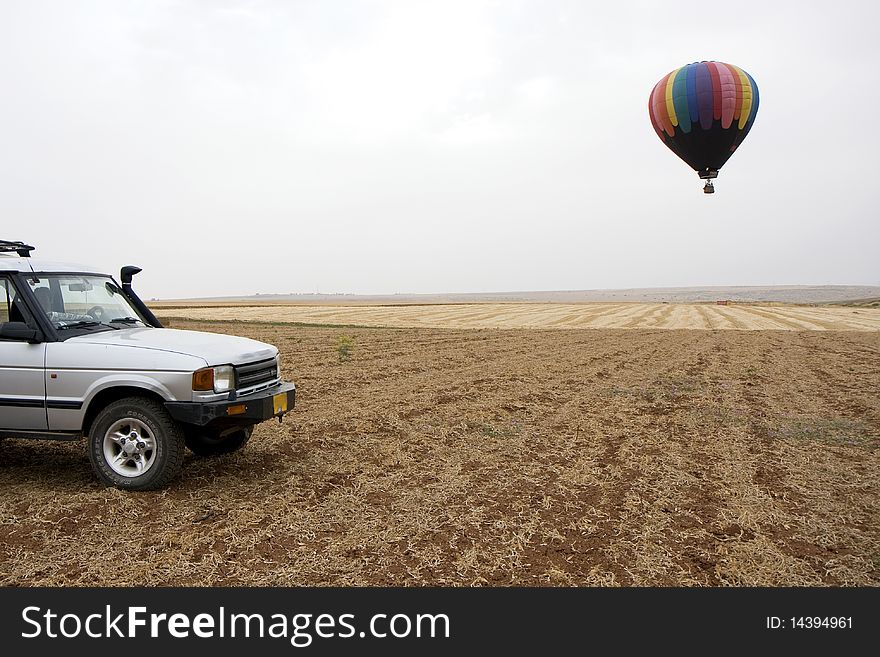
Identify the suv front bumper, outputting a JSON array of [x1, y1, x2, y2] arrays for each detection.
[[165, 381, 296, 428]]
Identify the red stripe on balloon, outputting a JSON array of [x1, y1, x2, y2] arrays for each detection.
[[651, 72, 674, 136], [648, 85, 664, 140], [707, 62, 722, 121], [715, 62, 736, 129]]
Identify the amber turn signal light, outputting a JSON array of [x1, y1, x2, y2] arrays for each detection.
[[227, 404, 247, 416], [192, 368, 215, 391]]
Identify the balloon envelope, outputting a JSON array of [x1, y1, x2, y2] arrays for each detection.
[[649, 61, 759, 176]]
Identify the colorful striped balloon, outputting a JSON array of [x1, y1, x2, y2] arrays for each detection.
[[649, 61, 759, 189]]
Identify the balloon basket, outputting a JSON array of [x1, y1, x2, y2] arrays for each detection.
[[698, 169, 718, 194]]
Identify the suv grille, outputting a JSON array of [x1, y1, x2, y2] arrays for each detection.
[[235, 357, 278, 390]]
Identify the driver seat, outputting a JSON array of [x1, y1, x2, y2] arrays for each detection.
[[33, 286, 53, 313]]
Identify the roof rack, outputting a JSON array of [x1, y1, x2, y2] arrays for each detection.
[[0, 240, 35, 257]]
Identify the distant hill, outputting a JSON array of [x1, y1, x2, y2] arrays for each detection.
[[159, 285, 880, 306], [835, 297, 880, 308]]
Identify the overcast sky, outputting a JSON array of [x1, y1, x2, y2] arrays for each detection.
[[1, 0, 877, 298]]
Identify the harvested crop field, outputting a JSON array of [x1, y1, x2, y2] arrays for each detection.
[[1, 321, 878, 586], [151, 302, 880, 331]]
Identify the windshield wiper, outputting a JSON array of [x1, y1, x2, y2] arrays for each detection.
[[109, 317, 143, 324], [56, 320, 102, 330], [57, 320, 129, 331]]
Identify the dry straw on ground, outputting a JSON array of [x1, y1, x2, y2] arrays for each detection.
[[152, 302, 880, 331], [1, 321, 877, 586]]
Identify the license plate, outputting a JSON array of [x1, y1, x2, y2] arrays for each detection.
[[272, 392, 288, 415]]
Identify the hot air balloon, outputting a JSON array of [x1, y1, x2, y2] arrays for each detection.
[[649, 61, 759, 193]]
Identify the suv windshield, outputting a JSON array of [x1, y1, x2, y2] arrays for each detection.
[[26, 275, 147, 331]]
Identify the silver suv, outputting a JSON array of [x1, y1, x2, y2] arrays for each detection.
[[0, 240, 295, 490]]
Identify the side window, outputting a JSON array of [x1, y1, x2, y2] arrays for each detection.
[[1, 277, 34, 331], [0, 278, 9, 324]]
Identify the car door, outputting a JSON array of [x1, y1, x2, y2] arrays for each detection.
[[0, 276, 48, 431]]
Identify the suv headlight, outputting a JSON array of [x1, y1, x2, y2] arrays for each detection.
[[213, 365, 235, 392], [192, 365, 236, 393]]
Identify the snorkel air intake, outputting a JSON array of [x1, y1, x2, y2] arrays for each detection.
[[120, 265, 163, 328]]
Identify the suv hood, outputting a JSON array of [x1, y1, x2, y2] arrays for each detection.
[[65, 328, 277, 366]]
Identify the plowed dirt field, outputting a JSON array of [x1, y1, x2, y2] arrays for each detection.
[[1, 321, 878, 586]]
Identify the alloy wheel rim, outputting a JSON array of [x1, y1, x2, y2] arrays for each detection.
[[102, 417, 157, 477]]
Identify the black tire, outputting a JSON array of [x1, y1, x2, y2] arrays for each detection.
[[185, 425, 252, 456], [88, 396, 185, 491]]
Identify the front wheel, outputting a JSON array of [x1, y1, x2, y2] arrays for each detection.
[[185, 425, 252, 456], [88, 397, 185, 491]]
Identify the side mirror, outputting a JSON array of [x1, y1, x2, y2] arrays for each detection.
[[0, 322, 40, 343]]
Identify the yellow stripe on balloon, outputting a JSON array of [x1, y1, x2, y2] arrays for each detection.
[[664, 67, 681, 127], [731, 65, 752, 129]]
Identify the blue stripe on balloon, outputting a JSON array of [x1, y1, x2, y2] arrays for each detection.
[[672, 68, 691, 133], [744, 71, 759, 127]]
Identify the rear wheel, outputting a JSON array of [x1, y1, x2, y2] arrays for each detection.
[[185, 425, 252, 456], [88, 397, 185, 491]]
